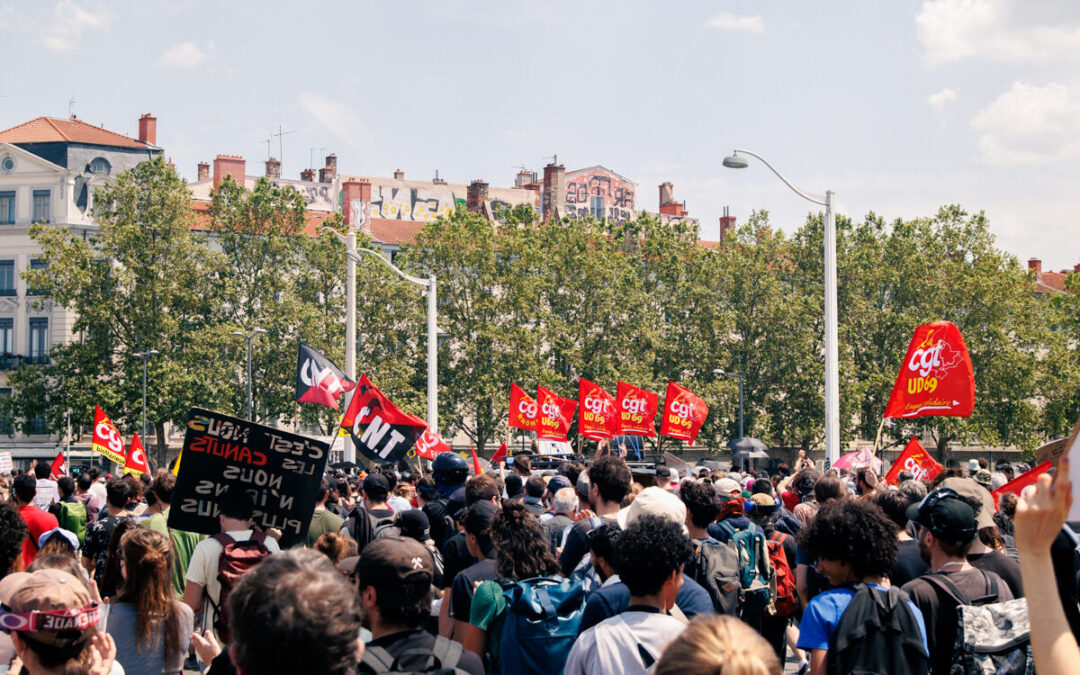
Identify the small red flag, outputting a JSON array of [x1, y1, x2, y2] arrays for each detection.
[[124, 433, 150, 477], [509, 383, 538, 432], [470, 446, 483, 476], [579, 379, 617, 440], [414, 428, 451, 461], [991, 460, 1053, 507], [49, 451, 67, 480], [884, 437, 944, 485], [490, 442, 508, 464], [659, 382, 709, 444], [615, 381, 659, 436], [91, 406, 126, 466], [883, 321, 975, 420], [536, 386, 577, 442]]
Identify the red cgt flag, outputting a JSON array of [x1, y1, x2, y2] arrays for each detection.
[[615, 381, 658, 437], [49, 450, 67, 480], [660, 382, 709, 444], [884, 437, 944, 485], [509, 383, 538, 432], [414, 428, 452, 461], [536, 386, 577, 442], [91, 406, 126, 466], [991, 461, 1053, 507], [884, 321, 975, 420], [124, 433, 151, 477], [490, 442, 508, 464], [578, 379, 617, 440]]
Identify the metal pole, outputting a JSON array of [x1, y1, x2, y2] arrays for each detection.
[[426, 275, 438, 431], [141, 356, 148, 442], [64, 410, 71, 474], [344, 230, 357, 464], [738, 374, 744, 440], [824, 191, 840, 465], [246, 336, 253, 420]]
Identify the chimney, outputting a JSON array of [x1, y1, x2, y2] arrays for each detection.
[[393, 169, 405, 181], [541, 156, 565, 223], [1074, 263, 1080, 274], [321, 153, 337, 183], [1028, 258, 1042, 275], [265, 157, 281, 179], [718, 206, 736, 241], [515, 170, 538, 188], [300, 168, 316, 182], [342, 179, 373, 229], [138, 113, 157, 146], [212, 155, 246, 190], [432, 170, 446, 185], [658, 182, 687, 217], [467, 180, 489, 215], [197, 161, 209, 181]]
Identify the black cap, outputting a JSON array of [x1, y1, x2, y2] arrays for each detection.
[[356, 537, 434, 592], [362, 472, 390, 495], [906, 487, 978, 546], [396, 510, 430, 542], [547, 475, 572, 494]]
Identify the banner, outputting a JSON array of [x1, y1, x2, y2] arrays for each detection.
[[49, 451, 67, 480], [414, 428, 451, 461], [470, 446, 483, 475], [167, 408, 330, 548], [91, 406, 126, 465], [991, 460, 1053, 507], [615, 381, 658, 436], [124, 433, 150, 477], [1068, 418, 1080, 522], [578, 379, 617, 440], [296, 342, 356, 409], [0, 452, 11, 474], [883, 437, 943, 485], [490, 442, 508, 464], [536, 386, 577, 442], [509, 383, 537, 432], [659, 382, 709, 444], [341, 374, 428, 464], [883, 321, 975, 419]]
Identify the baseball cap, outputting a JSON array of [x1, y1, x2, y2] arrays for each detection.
[[617, 486, 688, 534], [37, 528, 80, 553], [1, 569, 102, 647], [973, 469, 993, 490], [906, 486, 978, 546], [395, 510, 431, 542], [748, 492, 780, 515], [940, 477, 995, 530], [362, 472, 390, 495], [714, 478, 742, 498], [355, 537, 434, 593], [546, 475, 572, 494]]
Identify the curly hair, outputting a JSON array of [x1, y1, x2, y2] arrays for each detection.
[[614, 514, 693, 597], [680, 479, 720, 528], [654, 614, 782, 675], [798, 500, 897, 579], [490, 502, 558, 581], [0, 501, 29, 574]]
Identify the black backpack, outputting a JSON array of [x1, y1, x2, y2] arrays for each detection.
[[425, 498, 457, 550], [827, 584, 929, 675], [688, 539, 742, 615], [360, 636, 467, 675]]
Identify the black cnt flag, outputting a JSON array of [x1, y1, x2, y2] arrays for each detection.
[[296, 342, 356, 409], [340, 374, 428, 463]]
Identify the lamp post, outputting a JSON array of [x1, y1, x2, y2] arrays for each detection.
[[231, 329, 267, 420], [723, 149, 840, 465], [713, 369, 745, 439], [132, 349, 159, 444]]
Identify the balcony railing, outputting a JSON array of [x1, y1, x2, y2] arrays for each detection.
[[0, 355, 51, 370]]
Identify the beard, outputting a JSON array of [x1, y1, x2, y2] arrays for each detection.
[[917, 530, 931, 564]]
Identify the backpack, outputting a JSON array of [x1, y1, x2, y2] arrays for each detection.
[[772, 507, 803, 537], [717, 521, 774, 617], [360, 636, 467, 674], [767, 532, 798, 617], [827, 584, 930, 675], [924, 571, 1034, 675], [566, 516, 603, 598], [206, 531, 272, 641], [57, 501, 88, 546], [425, 498, 457, 549], [500, 577, 587, 675], [688, 539, 742, 615], [369, 510, 397, 540]]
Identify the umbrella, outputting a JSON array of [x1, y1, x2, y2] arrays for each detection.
[[330, 461, 359, 471], [832, 448, 882, 473], [727, 437, 769, 454], [732, 449, 770, 462], [696, 459, 723, 471]]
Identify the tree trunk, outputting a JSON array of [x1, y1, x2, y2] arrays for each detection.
[[155, 421, 168, 471]]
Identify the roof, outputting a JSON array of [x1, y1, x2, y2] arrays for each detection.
[[0, 116, 155, 150], [367, 218, 426, 246], [1036, 270, 1067, 294], [190, 200, 331, 237]]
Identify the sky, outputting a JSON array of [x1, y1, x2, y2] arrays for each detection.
[[1, 0, 1078, 271]]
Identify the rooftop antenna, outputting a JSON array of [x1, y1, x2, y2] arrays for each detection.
[[68, 98, 76, 119], [262, 132, 272, 161], [271, 124, 295, 170]]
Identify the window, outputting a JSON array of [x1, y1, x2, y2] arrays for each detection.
[[0, 156, 13, 174], [28, 317, 47, 361], [32, 189, 50, 223], [26, 259, 47, 296], [89, 157, 111, 176], [0, 261, 13, 296], [0, 191, 13, 224], [0, 318, 11, 353], [0, 388, 11, 435], [589, 195, 605, 220]]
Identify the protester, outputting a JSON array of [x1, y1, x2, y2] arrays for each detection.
[[12, 474, 59, 568], [522, 476, 547, 516], [97, 517, 139, 600], [653, 614, 782, 675], [424, 452, 469, 547], [559, 456, 631, 576], [313, 531, 358, 565], [48, 476, 87, 548], [394, 509, 444, 590], [446, 501, 500, 642], [74, 472, 100, 525], [382, 466, 413, 513], [747, 492, 800, 663], [585, 523, 622, 586], [140, 470, 203, 598], [35, 528, 81, 563], [872, 490, 928, 586], [680, 479, 720, 546], [938, 476, 1024, 597], [31, 462, 59, 512], [541, 486, 578, 553], [513, 453, 532, 478], [82, 477, 131, 582], [565, 515, 693, 675], [0, 501, 29, 577], [306, 476, 346, 547], [504, 474, 524, 503], [107, 528, 193, 674], [342, 472, 396, 551], [438, 473, 500, 636]]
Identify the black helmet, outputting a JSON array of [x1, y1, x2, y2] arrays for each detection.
[[433, 452, 468, 488]]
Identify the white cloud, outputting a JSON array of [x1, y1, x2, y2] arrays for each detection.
[[37, 0, 111, 51], [927, 87, 959, 112], [704, 13, 764, 35], [971, 81, 1080, 164], [298, 91, 373, 150], [158, 41, 213, 68], [916, 0, 1080, 66]]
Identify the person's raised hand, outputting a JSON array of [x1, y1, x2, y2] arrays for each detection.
[[1015, 457, 1073, 558], [575, 508, 595, 522], [86, 632, 117, 675], [191, 628, 223, 664]]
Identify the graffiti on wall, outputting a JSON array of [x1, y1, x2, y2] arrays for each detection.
[[564, 168, 636, 223], [369, 184, 460, 222], [276, 180, 335, 212]]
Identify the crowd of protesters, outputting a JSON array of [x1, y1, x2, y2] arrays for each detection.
[[0, 447, 1078, 674]]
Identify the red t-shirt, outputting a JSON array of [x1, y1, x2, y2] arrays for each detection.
[[781, 491, 799, 512], [19, 503, 59, 567]]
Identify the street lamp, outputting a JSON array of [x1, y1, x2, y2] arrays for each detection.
[[231, 329, 267, 420], [132, 349, 159, 445], [713, 369, 745, 440], [723, 149, 840, 465]]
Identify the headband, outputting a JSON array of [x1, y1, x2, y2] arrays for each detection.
[[0, 603, 102, 640]]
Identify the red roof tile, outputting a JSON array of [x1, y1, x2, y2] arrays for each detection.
[[368, 218, 425, 246], [1037, 271, 1067, 293], [0, 117, 153, 149]]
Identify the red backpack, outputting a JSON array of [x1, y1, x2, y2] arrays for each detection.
[[767, 532, 799, 617], [207, 531, 271, 641]]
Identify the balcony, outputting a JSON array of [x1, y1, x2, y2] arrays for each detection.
[[0, 355, 51, 370]]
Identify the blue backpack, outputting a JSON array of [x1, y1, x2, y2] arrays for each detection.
[[499, 577, 587, 675]]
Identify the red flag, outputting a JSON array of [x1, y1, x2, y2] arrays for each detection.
[[536, 386, 577, 442], [659, 382, 709, 444], [615, 381, 659, 436], [509, 383, 538, 432], [124, 433, 150, 477], [91, 406, 126, 465], [490, 442, 508, 464], [883, 321, 975, 420], [470, 446, 483, 475], [341, 375, 428, 463], [991, 461, 1053, 507], [884, 437, 944, 485], [296, 342, 356, 409], [578, 379, 617, 440], [414, 428, 451, 461], [49, 451, 67, 480]]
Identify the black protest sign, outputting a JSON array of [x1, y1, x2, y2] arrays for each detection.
[[167, 408, 330, 548], [340, 374, 428, 464]]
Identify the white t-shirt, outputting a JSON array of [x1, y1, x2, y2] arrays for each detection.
[[185, 529, 280, 632], [387, 495, 413, 513], [33, 478, 59, 511], [564, 610, 686, 675]]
